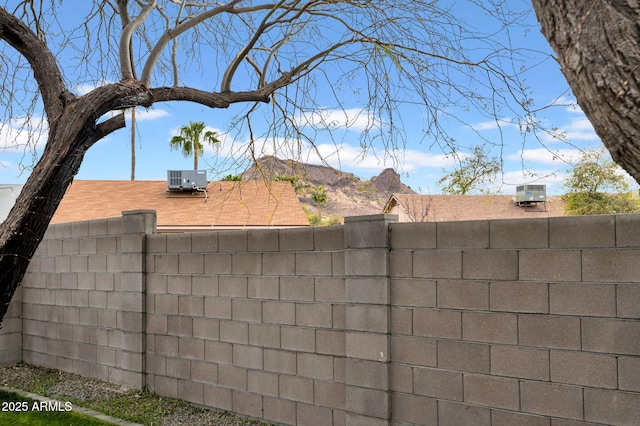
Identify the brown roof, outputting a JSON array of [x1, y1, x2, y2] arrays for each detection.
[[383, 194, 566, 222], [52, 180, 310, 228]]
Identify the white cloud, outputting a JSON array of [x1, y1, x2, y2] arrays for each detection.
[[0, 116, 48, 153], [125, 108, 170, 121], [541, 116, 599, 144], [74, 80, 115, 96], [508, 148, 583, 165], [550, 95, 583, 114], [472, 117, 517, 131]]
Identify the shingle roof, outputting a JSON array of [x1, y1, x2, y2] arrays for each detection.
[[383, 194, 566, 222], [51, 180, 310, 228]]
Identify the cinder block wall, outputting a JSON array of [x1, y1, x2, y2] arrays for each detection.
[[144, 223, 348, 425], [389, 215, 640, 426], [4, 211, 640, 425], [0, 287, 22, 364], [17, 210, 155, 389]]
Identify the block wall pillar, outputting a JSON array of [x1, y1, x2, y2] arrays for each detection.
[[117, 210, 156, 388], [343, 214, 397, 425]]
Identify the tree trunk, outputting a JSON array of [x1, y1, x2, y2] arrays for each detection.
[[0, 91, 130, 323], [531, 0, 640, 182]]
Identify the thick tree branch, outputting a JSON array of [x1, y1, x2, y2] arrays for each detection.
[[119, 0, 156, 80], [148, 71, 293, 107], [0, 6, 73, 123]]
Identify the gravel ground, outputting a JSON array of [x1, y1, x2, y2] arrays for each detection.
[[0, 363, 271, 426]]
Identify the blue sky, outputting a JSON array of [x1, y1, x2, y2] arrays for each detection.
[[0, 2, 632, 196]]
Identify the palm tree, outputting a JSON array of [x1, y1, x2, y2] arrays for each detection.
[[170, 121, 220, 170], [130, 106, 136, 180]]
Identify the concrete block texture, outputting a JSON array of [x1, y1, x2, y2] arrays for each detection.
[[437, 280, 489, 310], [463, 374, 520, 410], [462, 249, 518, 280], [389, 222, 437, 250], [346, 332, 389, 362], [549, 215, 616, 248], [519, 315, 581, 350], [618, 283, 640, 318], [345, 358, 388, 390], [345, 277, 390, 305], [346, 385, 389, 419], [15, 212, 640, 426], [519, 249, 582, 281], [296, 252, 333, 276], [296, 403, 335, 426], [391, 393, 437, 425], [462, 311, 517, 344], [345, 304, 389, 333], [438, 401, 490, 426], [550, 283, 616, 316], [615, 213, 640, 246], [619, 356, 640, 392], [263, 397, 296, 425], [582, 249, 640, 282], [550, 350, 617, 388], [520, 381, 584, 420], [437, 340, 491, 374], [390, 335, 436, 367], [345, 248, 390, 277], [491, 345, 550, 381], [413, 308, 461, 340], [247, 228, 279, 252], [413, 250, 462, 279], [314, 225, 345, 251], [582, 318, 640, 355], [413, 367, 463, 401], [279, 227, 314, 251], [344, 214, 396, 249], [390, 278, 436, 308], [490, 281, 548, 313], [584, 388, 640, 425], [489, 218, 549, 249], [436, 220, 489, 249]]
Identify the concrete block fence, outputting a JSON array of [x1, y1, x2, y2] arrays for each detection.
[[1, 211, 639, 425]]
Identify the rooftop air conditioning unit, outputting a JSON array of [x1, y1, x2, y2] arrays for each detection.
[[167, 170, 207, 191], [515, 184, 546, 206]]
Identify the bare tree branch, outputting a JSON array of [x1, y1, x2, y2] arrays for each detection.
[[0, 7, 73, 124], [119, 0, 157, 79]]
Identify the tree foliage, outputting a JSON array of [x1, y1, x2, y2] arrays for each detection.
[[0, 0, 556, 324], [221, 174, 242, 181], [438, 145, 502, 194], [311, 185, 328, 207], [563, 149, 640, 216], [170, 121, 220, 170]]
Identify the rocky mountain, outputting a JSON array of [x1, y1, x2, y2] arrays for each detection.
[[242, 156, 416, 219]]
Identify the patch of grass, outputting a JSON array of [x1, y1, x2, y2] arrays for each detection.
[[1, 364, 272, 426], [81, 390, 197, 425], [0, 389, 112, 425]]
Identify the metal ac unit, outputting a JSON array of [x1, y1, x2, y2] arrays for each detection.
[[515, 184, 546, 205], [167, 170, 207, 191]]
